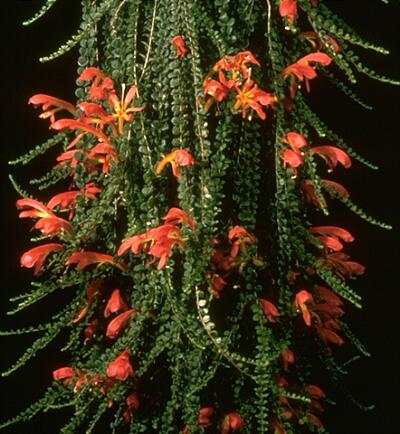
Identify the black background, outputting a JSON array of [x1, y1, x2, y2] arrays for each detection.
[[1, 1, 399, 433]]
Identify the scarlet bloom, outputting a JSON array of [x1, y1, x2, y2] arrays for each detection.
[[233, 79, 277, 120], [213, 51, 260, 78], [66, 251, 127, 272], [21, 243, 63, 274], [228, 226, 256, 257], [33, 216, 74, 237], [260, 298, 280, 323], [162, 207, 196, 229], [283, 52, 332, 96], [280, 131, 307, 175], [221, 412, 244, 433], [324, 251, 365, 279], [294, 289, 315, 326], [17, 198, 55, 219], [106, 309, 137, 339], [203, 78, 230, 107], [72, 279, 103, 323], [156, 149, 195, 178], [182, 407, 214, 433], [279, 0, 298, 24], [87, 142, 120, 173], [310, 225, 354, 252], [104, 289, 129, 318], [310, 145, 351, 170], [50, 118, 110, 144], [79, 67, 115, 100], [53, 366, 76, 383], [281, 348, 295, 371], [171, 35, 188, 57], [106, 349, 134, 381], [28, 93, 76, 123], [302, 179, 349, 208]]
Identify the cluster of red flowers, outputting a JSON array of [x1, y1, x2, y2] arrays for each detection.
[[207, 226, 258, 298], [181, 408, 244, 434], [203, 51, 277, 120], [273, 378, 326, 433], [118, 207, 195, 270], [280, 131, 351, 177]]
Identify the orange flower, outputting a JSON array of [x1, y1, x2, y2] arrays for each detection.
[[279, 0, 298, 24], [118, 224, 185, 270], [104, 289, 129, 318], [221, 412, 244, 433], [79, 67, 115, 100], [53, 367, 76, 385], [28, 94, 76, 124], [156, 149, 195, 177], [171, 35, 188, 57], [233, 79, 277, 120], [33, 217, 74, 237], [310, 145, 351, 171], [106, 350, 134, 381], [17, 198, 55, 219], [228, 226, 256, 257], [107, 84, 144, 135], [106, 309, 137, 339], [20, 243, 63, 274], [294, 289, 315, 326], [260, 299, 280, 323], [283, 52, 332, 96], [66, 251, 128, 272], [162, 207, 196, 229], [310, 226, 354, 252]]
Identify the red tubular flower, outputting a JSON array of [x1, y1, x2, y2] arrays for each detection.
[[17, 198, 55, 219], [233, 79, 277, 120], [118, 224, 185, 270], [310, 226, 354, 251], [260, 299, 280, 323], [221, 412, 244, 434], [324, 252, 365, 279], [171, 35, 188, 57], [56, 149, 84, 169], [28, 94, 76, 123], [87, 142, 120, 173], [66, 251, 127, 272], [279, 0, 298, 24], [84, 319, 99, 342], [228, 226, 256, 257], [106, 309, 137, 339], [283, 52, 332, 96], [79, 67, 115, 100], [21, 243, 63, 274], [295, 289, 315, 326], [208, 273, 227, 298], [281, 348, 295, 371], [156, 149, 195, 178], [33, 216, 74, 237], [50, 118, 110, 144], [213, 51, 260, 79], [283, 132, 308, 152], [162, 207, 196, 229], [182, 407, 214, 434], [104, 289, 129, 318], [203, 78, 230, 106], [310, 145, 352, 170], [72, 279, 102, 323], [123, 391, 140, 423], [106, 350, 134, 381], [53, 367, 76, 383], [302, 179, 350, 208], [280, 132, 307, 175]]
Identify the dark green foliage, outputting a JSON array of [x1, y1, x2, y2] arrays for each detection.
[[2, 0, 398, 433]]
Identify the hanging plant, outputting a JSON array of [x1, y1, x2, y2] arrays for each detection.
[[2, 1, 398, 433]]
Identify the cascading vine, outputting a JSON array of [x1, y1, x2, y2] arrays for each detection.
[[2, 0, 398, 433]]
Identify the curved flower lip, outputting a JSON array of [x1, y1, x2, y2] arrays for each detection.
[[17, 198, 56, 219], [53, 366, 76, 382], [33, 216, 74, 237], [28, 93, 77, 123], [21, 243, 64, 275], [50, 119, 110, 144], [156, 149, 195, 178], [295, 289, 315, 326], [279, 0, 298, 25], [66, 251, 128, 272], [259, 298, 280, 323], [79, 67, 116, 100], [106, 309, 137, 339], [310, 226, 354, 243], [106, 349, 134, 381], [283, 131, 308, 152], [162, 207, 196, 229], [104, 289, 129, 318], [310, 146, 351, 170]]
